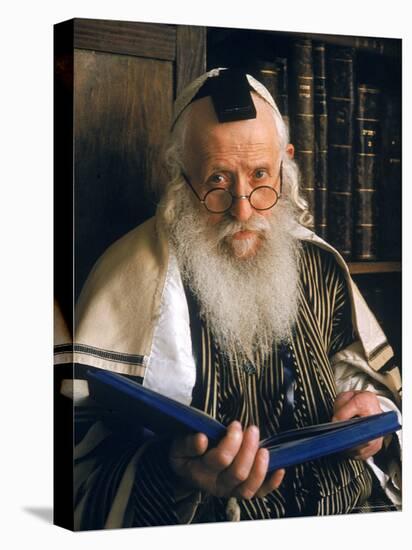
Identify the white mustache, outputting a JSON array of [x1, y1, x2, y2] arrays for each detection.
[[214, 215, 271, 242]]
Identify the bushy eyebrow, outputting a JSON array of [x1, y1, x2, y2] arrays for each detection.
[[207, 161, 274, 173], [209, 165, 228, 172]]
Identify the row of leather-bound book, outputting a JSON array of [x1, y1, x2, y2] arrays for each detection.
[[249, 39, 401, 261]]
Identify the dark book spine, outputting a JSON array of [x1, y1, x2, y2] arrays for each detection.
[[254, 58, 289, 128], [313, 42, 328, 240], [380, 91, 401, 260], [326, 46, 355, 259], [290, 39, 315, 227], [353, 85, 381, 260]]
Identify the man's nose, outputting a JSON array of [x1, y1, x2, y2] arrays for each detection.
[[229, 179, 254, 222]]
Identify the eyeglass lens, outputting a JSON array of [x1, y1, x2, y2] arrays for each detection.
[[204, 186, 278, 213]]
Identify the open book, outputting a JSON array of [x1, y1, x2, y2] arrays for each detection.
[[85, 367, 401, 472]]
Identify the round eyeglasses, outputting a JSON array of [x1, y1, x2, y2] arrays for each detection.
[[182, 162, 283, 214]]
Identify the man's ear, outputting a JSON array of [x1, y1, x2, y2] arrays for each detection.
[[286, 143, 294, 159]]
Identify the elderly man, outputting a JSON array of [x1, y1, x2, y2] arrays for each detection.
[[67, 68, 401, 529]]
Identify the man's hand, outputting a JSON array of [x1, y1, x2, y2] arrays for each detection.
[[169, 421, 285, 499], [332, 390, 383, 460]]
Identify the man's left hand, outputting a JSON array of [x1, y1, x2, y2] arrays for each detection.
[[332, 390, 383, 460]]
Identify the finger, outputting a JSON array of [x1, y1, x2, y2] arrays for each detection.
[[332, 391, 357, 418], [345, 437, 383, 460], [345, 443, 370, 459], [170, 432, 209, 460], [332, 392, 381, 422], [218, 425, 260, 490], [233, 447, 269, 500], [202, 421, 243, 473], [256, 468, 286, 498]]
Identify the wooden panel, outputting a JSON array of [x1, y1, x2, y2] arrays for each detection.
[[176, 25, 207, 95], [74, 49, 173, 295], [74, 18, 177, 61]]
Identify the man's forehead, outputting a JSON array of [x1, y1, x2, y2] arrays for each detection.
[[184, 95, 280, 155]]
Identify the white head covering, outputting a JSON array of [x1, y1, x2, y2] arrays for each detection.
[[171, 67, 282, 128]]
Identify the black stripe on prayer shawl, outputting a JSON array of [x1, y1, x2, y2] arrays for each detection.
[[368, 341, 391, 363], [54, 343, 146, 365]]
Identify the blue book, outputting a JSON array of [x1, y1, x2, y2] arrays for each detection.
[[85, 368, 401, 472]]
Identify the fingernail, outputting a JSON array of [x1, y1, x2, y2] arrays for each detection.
[[229, 421, 243, 435], [248, 425, 259, 437]]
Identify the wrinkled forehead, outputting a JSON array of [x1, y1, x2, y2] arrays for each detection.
[[183, 94, 280, 158]]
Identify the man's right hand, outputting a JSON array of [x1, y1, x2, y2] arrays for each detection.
[[169, 421, 285, 500]]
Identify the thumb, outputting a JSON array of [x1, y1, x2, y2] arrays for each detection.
[[170, 432, 209, 460]]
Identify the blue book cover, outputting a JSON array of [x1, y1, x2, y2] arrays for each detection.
[[85, 367, 401, 473]]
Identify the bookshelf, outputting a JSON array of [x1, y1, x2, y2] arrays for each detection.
[[206, 27, 401, 264], [206, 27, 402, 363], [348, 261, 401, 275]]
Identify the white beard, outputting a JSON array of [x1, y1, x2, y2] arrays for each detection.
[[165, 189, 301, 365]]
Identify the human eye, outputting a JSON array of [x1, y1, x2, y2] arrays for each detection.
[[253, 168, 269, 181], [207, 173, 227, 186]]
